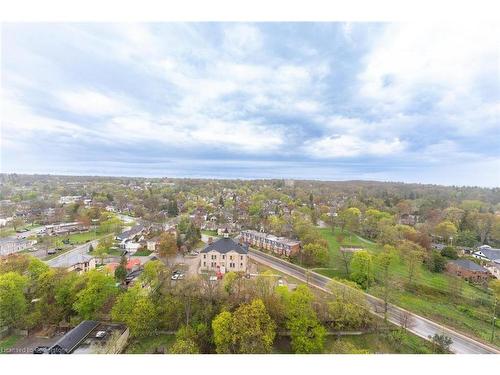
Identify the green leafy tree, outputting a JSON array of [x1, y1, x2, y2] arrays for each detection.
[[374, 246, 398, 320], [170, 325, 200, 354], [212, 310, 234, 353], [441, 246, 458, 259], [430, 334, 453, 353], [434, 221, 458, 243], [231, 299, 276, 353], [339, 207, 361, 235], [327, 280, 372, 330], [114, 256, 128, 283], [427, 251, 447, 273], [281, 285, 326, 353], [73, 270, 117, 320], [301, 243, 329, 267], [212, 299, 276, 354], [140, 259, 166, 289], [158, 232, 178, 260], [0, 272, 28, 329], [398, 240, 425, 288], [350, 250, 374, 289], [95, 236, 113, 265], [127, 296, 158, 338]]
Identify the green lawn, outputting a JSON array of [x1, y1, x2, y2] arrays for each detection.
[[134, 249, 152, 256], [0, 335, 21, 354], [316, 227, 499, 348], [325, 331, 434, 354], [125, 334, 176, 354], [201, 230, 218, 237], [63, 230, 100, 244], [0, 228, 15, 238]]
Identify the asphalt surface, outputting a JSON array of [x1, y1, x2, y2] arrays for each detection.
[[249, 248, 500, 354], [45, 240, 99, 267]]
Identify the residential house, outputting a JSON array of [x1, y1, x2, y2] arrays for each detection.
[[200, 231, 248, 274], [472, 245, 500, 264], [486, 263, 500, 279], [47, 321, 129, 354], [48, 252, 96, 274], [116, 224, 149, 251], [66, 255, 96, 274], [241, 229, 301, 257], [446, 259, 491, 285], [59, 196, 82, 205]]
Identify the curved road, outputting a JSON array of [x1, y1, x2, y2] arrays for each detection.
[[249, 248, 500, 354]]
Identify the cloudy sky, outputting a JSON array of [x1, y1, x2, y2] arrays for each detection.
[[1, 23, 499, 186]]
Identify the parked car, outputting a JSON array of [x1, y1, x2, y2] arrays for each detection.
[[47, 249, 56, 255], [171, 274, 179, 280], [209, 276, 218, 282], [177, 273, 185, 280]]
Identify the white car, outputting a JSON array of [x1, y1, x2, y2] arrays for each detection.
[[171, 274, 179, 280], [277, 279, 284, 287], [209, 276, 218, 282]]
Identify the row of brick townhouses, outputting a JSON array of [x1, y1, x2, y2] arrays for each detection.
[[240, 230, 301, 257]]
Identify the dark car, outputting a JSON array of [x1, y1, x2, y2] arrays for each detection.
[[33, 346, 50, 354], [47, 249, 57, 255]]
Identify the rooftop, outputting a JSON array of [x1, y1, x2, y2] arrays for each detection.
[[201, 237, 248, 255], [449, 259, 489, 273]]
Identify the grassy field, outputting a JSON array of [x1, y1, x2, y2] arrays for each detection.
[[0, 335, 21, 354], [134, 249, 153, 256], [125, 334, 176, 353], [315, 227, 499, 347], [201, 230, 218, 237], [62, 230, 100, 244], [324, 331, 434, 354], [0, 228, 16, 238]]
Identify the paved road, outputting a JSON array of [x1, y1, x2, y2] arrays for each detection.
[[45, 240, 99, 267], [249, 248, 500, 354]]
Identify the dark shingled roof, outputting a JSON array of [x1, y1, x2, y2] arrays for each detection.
[[49, 320, 100, 354], [449, 259, 488, 273], [200, 237, 248, 255], [116, 225, 145, 241]]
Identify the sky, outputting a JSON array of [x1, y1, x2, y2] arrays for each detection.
[[1, 22, 499, 186]]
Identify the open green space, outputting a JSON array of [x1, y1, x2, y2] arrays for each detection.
[[0, 335, 21, 354], [125, 334, 176, 354], [201, 230, 218, 237], [316, 227, 499, 348], [133, 249, 152, 256], [324, 331, 433, 354]]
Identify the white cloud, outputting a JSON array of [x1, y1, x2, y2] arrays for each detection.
[[56, 89, 130, 117], [358, 22, 500, 114], [305, 135, 406, 158], [223, 24, 263, 56]]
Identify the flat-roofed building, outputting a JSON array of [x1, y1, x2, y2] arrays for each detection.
[[0, 238, 37, 256], [47, 320, 128, 354]]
